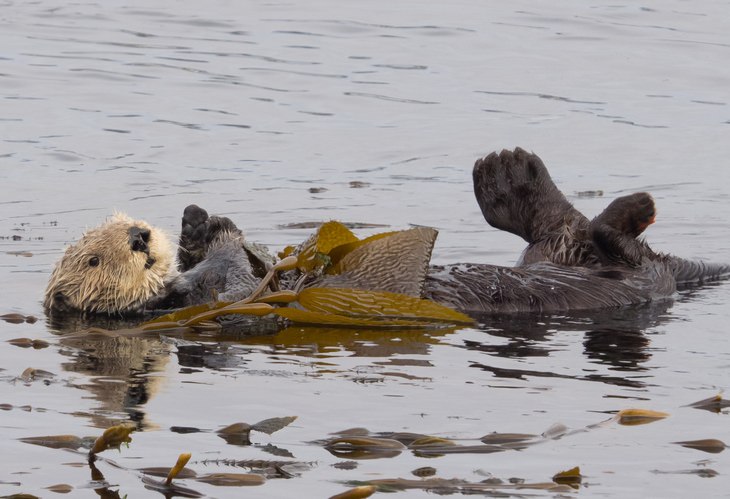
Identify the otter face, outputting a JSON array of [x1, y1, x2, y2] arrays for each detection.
[[44, 213, 176, 315]]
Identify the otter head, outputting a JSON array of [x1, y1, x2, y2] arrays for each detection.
[[44, 213, 176, 315]]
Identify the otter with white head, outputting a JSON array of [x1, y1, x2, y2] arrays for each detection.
[[44, 213, 176, 315], [43, 149, 730, 317]]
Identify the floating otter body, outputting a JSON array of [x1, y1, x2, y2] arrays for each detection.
[[43, 149, 729, 318]]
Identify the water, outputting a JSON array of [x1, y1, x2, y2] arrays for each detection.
[[1, 0, 729, 497]]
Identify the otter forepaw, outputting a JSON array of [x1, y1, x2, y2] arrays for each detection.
[[178, 204, 211, 272], [472, 147, 579, 243]]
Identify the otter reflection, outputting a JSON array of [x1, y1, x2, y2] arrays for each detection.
[[46, 311, 458, 429], [47, 315, 170, 429], [465, 300, 674, 388]]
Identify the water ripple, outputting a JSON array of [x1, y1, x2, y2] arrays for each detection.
[[344, 91, 438, 104]]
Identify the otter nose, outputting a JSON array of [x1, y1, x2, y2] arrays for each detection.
[[128, 227, 151, 255], [52, 292, 70, 313]]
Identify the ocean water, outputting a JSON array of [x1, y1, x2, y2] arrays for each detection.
[[1, 0, 729, 497]]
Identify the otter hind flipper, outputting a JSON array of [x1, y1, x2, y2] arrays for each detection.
[[590, 193, 657, 267], [473, 147, 585, 244], [594, 192, 656, 238]]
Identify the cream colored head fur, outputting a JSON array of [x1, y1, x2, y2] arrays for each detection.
[[44, 213, 176, 315]]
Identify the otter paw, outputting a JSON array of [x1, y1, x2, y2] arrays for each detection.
[[472, 147, 579, 243], [178, 204, 211, 272], [177, 205, 243, 272], [594, 192, 655, 239]]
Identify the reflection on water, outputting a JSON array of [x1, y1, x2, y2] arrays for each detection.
[[464, 302, 673, 387]]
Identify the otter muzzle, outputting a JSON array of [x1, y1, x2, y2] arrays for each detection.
[[128, 226, 151, 256]]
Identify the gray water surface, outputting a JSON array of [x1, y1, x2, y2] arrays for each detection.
[[1, 1, 729, 497]]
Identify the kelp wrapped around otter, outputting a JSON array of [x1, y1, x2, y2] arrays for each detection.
[[43, 148, 730, 320]]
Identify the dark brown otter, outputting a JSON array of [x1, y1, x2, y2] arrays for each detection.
[[420, 148, 728, 313]]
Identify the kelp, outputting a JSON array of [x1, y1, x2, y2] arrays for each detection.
[[329, 485, 377, 499], [552, 466, 582, 488], [216, 416, 296, 446], [614, 408, 669, 426], [686, 393, 730, 413], [324, 407, 673, 461], [89, 423, 136, 459], [6, 338, 49, 349], [296, 221, 359, 272], [673, 439, 726, 454], [196, 473, 265, 486], [138, 222, 473, 332], [352, 477, 575, 494]]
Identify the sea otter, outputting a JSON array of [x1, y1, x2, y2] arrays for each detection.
[[43, 148, 729, 317]]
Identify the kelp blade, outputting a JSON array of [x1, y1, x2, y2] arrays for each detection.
[[274, 307, 434, 328], [615, 408, 669, 426], [297, 287, 473, 325], [326, 231, 396, 270], [90, 424, 136, 455], [320, 227, 438, 297], [297, 221, 359, 272]]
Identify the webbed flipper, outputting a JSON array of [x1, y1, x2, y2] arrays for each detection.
[[590, 192, 656, 267], [473, 147, 587, 244]]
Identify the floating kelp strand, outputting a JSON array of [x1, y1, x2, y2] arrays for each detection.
[[239, 255, 299, 304], [409, 444, 506, 456], [552, 466, 582, 488], [45, 484, 73, 493], [325, 436, 407, 459], [166, 453, 192, 485], [19, 434, 87, 450], [1, 312, 37, 324], [89, 424, 136, 460], [408, 436, 457, 448], [673, 439, 727, 454], [6, 338, 49, 349], [329, 485, 377, 499], [257, 290, 298, 304], [250, 415, 297, 435], [614, 408, 669, 426], [356, 477, 575, 493], [480, 432, 537, 445], [196, 472, 266, 486], [686, 394, 730, 413]]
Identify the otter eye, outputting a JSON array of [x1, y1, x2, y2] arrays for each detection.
[[88, 256, 100, 267]]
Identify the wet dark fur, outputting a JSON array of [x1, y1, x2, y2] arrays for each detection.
[[171, 147, 729, 315], [422, 147, 729, 313]]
